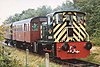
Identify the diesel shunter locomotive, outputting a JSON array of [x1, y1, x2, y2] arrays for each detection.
[[5, 11, 92, 60]]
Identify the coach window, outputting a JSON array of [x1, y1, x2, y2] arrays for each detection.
[[14, 25, 16, 31], [16, 25, 18, 32], [21, 25, 22, 31], [27, 24, 29, 31], [24, 24, 28, 31], [32, 23, 38, 31]]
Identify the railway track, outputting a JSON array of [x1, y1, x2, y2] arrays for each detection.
[[51, 58, 100, 67]]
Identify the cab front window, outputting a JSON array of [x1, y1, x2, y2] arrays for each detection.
[[54, 13, 63, 24], [77, 13, 85, 24]]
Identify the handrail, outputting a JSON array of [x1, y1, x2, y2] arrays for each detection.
[[85, 31, 90, 41]]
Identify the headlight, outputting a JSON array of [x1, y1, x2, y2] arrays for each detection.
[[62, 43, 69, 51], [84, 42, 92, 50]]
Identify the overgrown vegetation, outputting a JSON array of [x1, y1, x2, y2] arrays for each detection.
[[0, 25, 5, 41], [0, 44, 62, 67], [0, 45, 23, 67], [80, 46, 100, 64], [0, 55, 23, 67]]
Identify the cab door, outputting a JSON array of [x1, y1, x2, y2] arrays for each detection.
[[41, 22, 48, 40]]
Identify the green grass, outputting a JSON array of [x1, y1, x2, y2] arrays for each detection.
[[91, 37, 100, 46], [0, 43, 100, 67], [80, 46, 100, 64], [0, 44, 62, 67]]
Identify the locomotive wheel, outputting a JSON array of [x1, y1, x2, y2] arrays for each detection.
[[5, 40, 8, 45], [22, 42, 27, 50], [29, 45, 34, 52], [16, 41, 19, 48], [16, 41, 22, 49], [9, 41, 14, 47]]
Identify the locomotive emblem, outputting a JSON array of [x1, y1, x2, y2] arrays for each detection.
[[32, 23, 38, 31], [67, 46, 80, 54]]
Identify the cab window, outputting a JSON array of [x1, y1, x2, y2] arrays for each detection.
[[53, 13, 63, 24], [58, 13, 63, 23], [77, 13, 85, 24], [66, 15, 73, 26], [48, 16, 52, 25]]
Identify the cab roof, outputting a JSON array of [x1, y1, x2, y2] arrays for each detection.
[[53, 11, 86, 15]]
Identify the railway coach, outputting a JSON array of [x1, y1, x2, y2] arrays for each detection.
[[5, 11, 92, 60]]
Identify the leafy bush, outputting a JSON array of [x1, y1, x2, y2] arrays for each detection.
[[0, 54, 23, 67], [91, 37, 100, 46], [0, 45, 23, 67]]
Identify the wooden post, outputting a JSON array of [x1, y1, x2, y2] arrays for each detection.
[[26, 49, 29, 67], [45, 53, 49, 67]]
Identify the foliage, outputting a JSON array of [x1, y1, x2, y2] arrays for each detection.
[[0, 25, 5, 41], [53, 1, 79, 11], [80, 53, 100, 64], [36, 6, 52, 16], [76, 0, 100, 37], [0, 45, 23, 67], [0, 55, 22, 67], [91, 37, 100, 46], [80, 46, 100, 64]]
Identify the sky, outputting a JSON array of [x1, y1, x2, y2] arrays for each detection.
[[0, 0, 73, 25]]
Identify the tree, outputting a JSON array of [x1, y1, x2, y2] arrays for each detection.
[[53, 1, 79, 12], [76, 0, 100, 36], [36, 6, 52, 16], [76, 0, 100, 45], [4, 6, 52, 24]]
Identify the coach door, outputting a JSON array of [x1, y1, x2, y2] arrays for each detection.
[[32, 22, 40, 41]]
